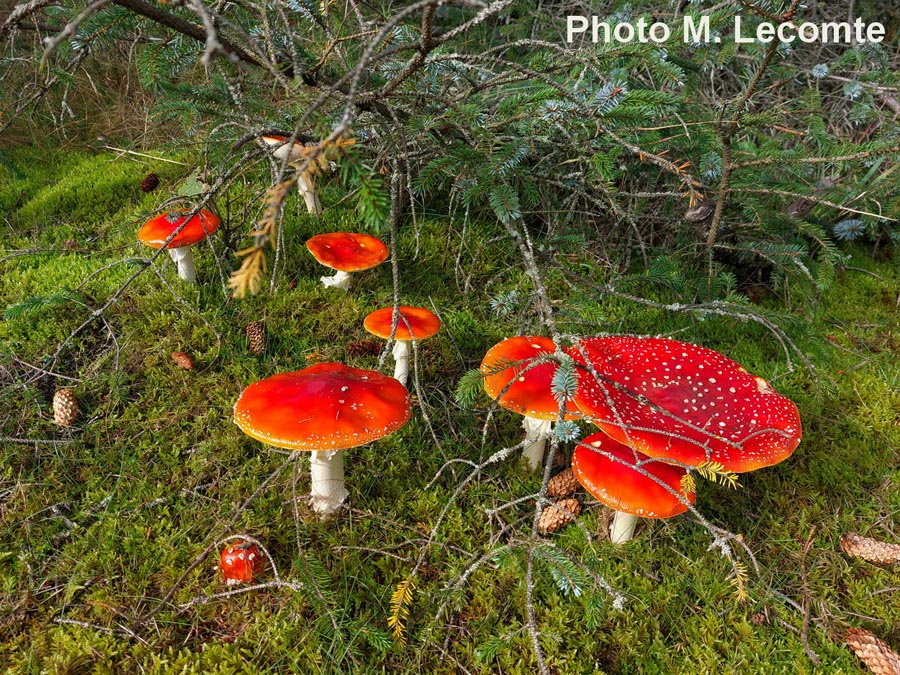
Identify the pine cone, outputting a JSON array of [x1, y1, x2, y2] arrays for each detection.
[[53, 388, 79, 427], [171, 351, 194, 370], [547, 467, 579, 498], [346, 339, 381, 357], [538, 498, 581, 534], [840, 533, 900, 566], [247, 321, 266, 355], [845, 627, 900, 675], [140, 173, 160, 193]]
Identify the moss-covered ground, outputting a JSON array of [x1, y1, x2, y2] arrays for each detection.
[[1, 146, 899, 674]]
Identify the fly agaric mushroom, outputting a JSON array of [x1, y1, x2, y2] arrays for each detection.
[[306, 232, 389, 291], [219, 541, 262, 585], [568, 336, 802, 473], [573, 432, 695, 543], [260, 134, 323, 215], [233, 362, 411, 518], [480, 336, 580, 470], [138, 209, 220, 283], [363, 305, 441, 385]]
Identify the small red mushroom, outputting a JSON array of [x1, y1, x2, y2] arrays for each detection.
[[363, 306, 441, 385], [138, 209, 220, 283], [219, 541, 262, 585], [233, 363, 411, 518], [480, 336, 580, 470], [568, 336, 802, 473], [306, 232, 389, 291], [573, 432, 695, 543]]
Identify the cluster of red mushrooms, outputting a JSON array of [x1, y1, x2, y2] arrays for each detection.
[[136, 139, 802, 586], [481, 335, 802, 542]]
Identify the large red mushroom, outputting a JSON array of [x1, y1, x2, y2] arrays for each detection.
[[572, 432, 695, 543], [306, 232, 389, 291], [567, 336, 802, 473], [233, 363, 411, 518], [480, 336, 580, 470]]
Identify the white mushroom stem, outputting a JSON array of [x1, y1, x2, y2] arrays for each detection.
[[308, 450, 349, 518], [392, 340, 410, 385], [167, 246, 196, 283], [609, 512, 639, 544], [298, 173, 322, 216], [320, 269, 352, 291], [522, 416, 551, 470]]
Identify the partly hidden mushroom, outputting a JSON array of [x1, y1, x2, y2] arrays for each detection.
[[568, 336, 802, 473], [260, 134, 323, 215], [233, 363, 411, 518], [480, 336, 580, 470], [306, 232, 389, 291], [138, 209, 220, 283], [363, 305, 441, 385], [572, 432, 695, 543], [220, 541, 263, 585]]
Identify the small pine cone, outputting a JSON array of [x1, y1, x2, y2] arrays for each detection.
[[840, 533, 900, 566], [346, 340, 381, 357], [845, 627, 900, 675], [538, 498, 581, 534], [140, 173, 160, 193], [171, 351, 194, 370], [547, 467, 579, 498], [52, 388, 79, 427], [247, 321, 266, 355]]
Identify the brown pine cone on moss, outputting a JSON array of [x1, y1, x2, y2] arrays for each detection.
[[845, 627, 900, 675], [140, 173, 160, 193], [52, 388, 79, 427], [547, 467, 579, 498], [247, 321, 266, 355], [538, 498, 581, 534], [840, 533, 900, 566], [171, 351, 194, 370]]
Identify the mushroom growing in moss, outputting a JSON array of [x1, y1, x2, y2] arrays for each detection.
[[233, 363, 411, 518], [306, 232, 389, 291], [138, 209, 220, 283], [363, 305, 441, 385]]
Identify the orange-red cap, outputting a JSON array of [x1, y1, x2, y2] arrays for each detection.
[[363, 306, 441, 341], [138, 209, 220, 249], [568, 336, 802, 473], [572, 432, 695, 518], [480, 336, 579, 421], [306, 232, 389, 273], [233, 363, 411, 451]]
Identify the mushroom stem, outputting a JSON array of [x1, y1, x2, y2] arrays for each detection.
[[167, 246, 196, 283], [298, 173, 322, 216], [320, 269, 352, 291], [308, 450, 349, 518], [609, 511, 639, 544], [522, 416, 551, 470], [392, 340, 410, 385]]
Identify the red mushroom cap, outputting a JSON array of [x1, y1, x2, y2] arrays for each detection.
[[363, 306, 441, 341], [306, 232, 389, 273], [568, 336, 802, 473], [219, 541, 262, 585], [137, 209, 220, 249], [480, 336, 580, 421], [233, 362, 411, 451], [572, 432, 695, 518]]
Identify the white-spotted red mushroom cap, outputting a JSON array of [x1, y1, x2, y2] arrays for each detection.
[[480, 336, 580, 421], [567, 336, 802, 473], [306, 232, 389, 273], [137, 209, 220, 249], [233, 362, 411, 450], [573, 432, 695, 518], [363, 306, 441, 341]]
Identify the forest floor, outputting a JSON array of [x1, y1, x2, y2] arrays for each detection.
[[2, 145, 899, 674]]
